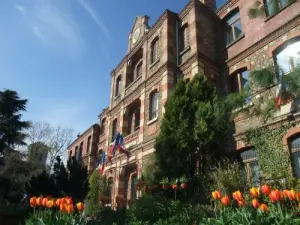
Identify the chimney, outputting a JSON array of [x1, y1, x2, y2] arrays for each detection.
[[199, 0, 216, 11]]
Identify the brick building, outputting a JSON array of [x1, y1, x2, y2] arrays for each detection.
[[68, 0, 300, 207], [67, 124, 100, 175]]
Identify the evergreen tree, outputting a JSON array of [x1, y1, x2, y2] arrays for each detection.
[[0, 89, 30, 153], [67, 157, 89, 202], [86, 170, 107, 216], [50, 156, 68, 196], [155, 74, 237, 180]]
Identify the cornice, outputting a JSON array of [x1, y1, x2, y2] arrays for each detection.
[[216, 0, 240, 18], [225, 14, 300, 69], [179, 0, 196, 19], [68, 124, 99, 149]]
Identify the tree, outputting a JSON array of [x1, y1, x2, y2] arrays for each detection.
[[67, 157, 89, 202], [0, 89, 30, 154], [155, 74, 239, 181], [50, 156, 68, 196], [86, 170, 107, 216], [26, 121, 74, 168]]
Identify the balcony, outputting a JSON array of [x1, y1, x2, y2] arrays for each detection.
[[124, 129, 140, 148]]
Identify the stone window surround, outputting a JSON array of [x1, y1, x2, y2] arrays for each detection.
[[115, 75, 122, 98], [150, 36, 159, 64], [100, 117, 106, 137], [148, 89, 159, 123]]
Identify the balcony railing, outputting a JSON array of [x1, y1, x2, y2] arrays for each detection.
[[124, 129, 139, 146]]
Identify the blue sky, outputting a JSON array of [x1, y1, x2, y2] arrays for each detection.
[[1, 0, 227, 135]]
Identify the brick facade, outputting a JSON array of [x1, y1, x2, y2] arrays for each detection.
[[67, 0, 300, 207]]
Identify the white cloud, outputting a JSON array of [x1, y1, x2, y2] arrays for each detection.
[[77, 0, 111, 40], [14, 4, 27, 17], [31, 24, 44, 39]]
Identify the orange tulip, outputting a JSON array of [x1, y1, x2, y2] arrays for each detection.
[[60, 203, 67, 212], [42, 198, 48, 207], [65, 197, 73, 205], [36, 197, 43, 206], [76, 202, 84, 211], [46, 200, 54, 208], [249, 187, 260, 198], [212, 191, 221, 200], [60, 198, 66, 204], [232, 190, 243, 202], [55, 198, 61, 207], [282, 190, 289, 198], [252, 198, 260, 208], [30, 197, 37, 207], [238, 200, 245, 207], [261, 185, 271, 196], [259, 203, 269, 213], [66, 204, 74, 213], [287, 190, 296, 201], [221, 195, 230, 206], [296, 192, 300, 201], [269, 190, 281, 203]]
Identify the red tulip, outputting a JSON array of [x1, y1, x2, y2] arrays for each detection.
[[60, 203, 67, 212], [296, 192, 300, 201], [65, 197, 73, 205], [30, 197, 37, 207], [55, 199, 61, 207], [261, 185, 271, 195], [259, 203, 269, 213], [212, 191, 221, 200], [171, 184, 178, 190], [252, 198, 260, 208], [36, 197, 43, 206], [238, 200, 245, 207], [221, 195, 230, 206], [181, 183, 188, 189], [269, 190, 281, 203], [66, 204, 74, 213], [42, 198, 48, 207]]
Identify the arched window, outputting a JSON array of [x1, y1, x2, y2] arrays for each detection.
[[149, 91, 159, 120], [107, 177, 114, 201], [274, 37, 300, 76], [229, 69, 249, 93], [111, 119, 118, 142], [87, 136, 91, 153], [224, 9, 244, 46], [288, 134, 300, 178], [131, 174, 137, 200], [115, 76, 121, 97], [100, 118, 106, 136], [151, 37, 159, 63], [239, 148, 260, 185], [179, 24, 189, 52]]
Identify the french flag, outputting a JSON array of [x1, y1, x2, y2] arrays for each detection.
[[108, 133, 130, 162], [99, 152, 106, 174]]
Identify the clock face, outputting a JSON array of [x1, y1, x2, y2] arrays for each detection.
[[132, 27, 141, 44]]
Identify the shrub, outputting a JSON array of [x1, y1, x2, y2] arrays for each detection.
[[95, 207, 126, 225]]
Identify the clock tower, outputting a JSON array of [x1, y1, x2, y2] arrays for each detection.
[[128, 16, 150, 52]]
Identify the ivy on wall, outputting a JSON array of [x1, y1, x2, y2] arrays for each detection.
[[245, 124, 292, 180]]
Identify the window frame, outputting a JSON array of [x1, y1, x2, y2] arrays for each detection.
[[229, 69, 249, 93], [134, 60, 143, 79], [100, 118, 106, 136], [179, 24, 189, 53], [264, 0, 293, 17], [239, 148, 260, 185], [224, 10, 244, 46], [149, 91, 159, 121], [111, 119, 118, 142], [87, 135, 91, 153], [288, 134, 300, 178], [151, 37, 159, 64], [115, 76, 122, 97]]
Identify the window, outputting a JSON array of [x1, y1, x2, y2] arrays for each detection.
[[230, 69, 249, 93], [75, 146, 79, 161], [115, 76, 121, 97], [107, 178, 114, 201], [151, 38, 159, 63], [111, 119, 118, 142], [100, 118, 106, 135], [69, 150, 72, 160], [135, 61, 143, 79], [79, 142, 83, 161], [149, 91, 159, 120], [179, 24, 189, 52], [134, 108, 140, 131], [240, 148, 260, 185], [131, 175, 137, 200], [265, 0, 291, 17], [274, 38, 300, 76], [224, 10, 244, 46], [98, 150, 103, 166], [288, 135, 300, 178], [87, 136, 91, 153]]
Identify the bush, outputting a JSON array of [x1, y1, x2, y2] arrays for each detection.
[[95, 207, 126, 225], [205, 158, 248, 196]]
